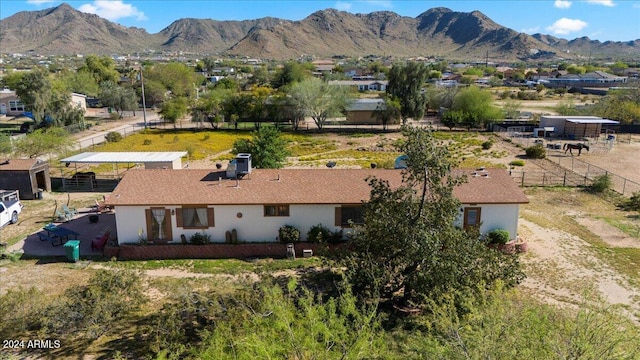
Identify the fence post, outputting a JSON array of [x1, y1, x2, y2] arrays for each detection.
[[563, 171, 566, 187], [521, 172, 525, 187], [622, 178, 626, 195], [543, 172, 546, 186]]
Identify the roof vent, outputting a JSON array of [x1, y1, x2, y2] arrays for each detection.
[[476, 167, 486, 172]]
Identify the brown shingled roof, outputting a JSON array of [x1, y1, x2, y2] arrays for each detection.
[[107, 168, 528, 207], [0, 159, 39, 171]]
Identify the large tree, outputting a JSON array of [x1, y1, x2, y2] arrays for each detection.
[[13, 128, 72, 159], [232, 126, 289, 169], [386, 62, 430, 123], [271, 62, 313, 89], [159, 97, 189, 129], [190, 88, 233, 128], [342, 126, 523, 309], [286, 78, 350, 130], [14, 67, 52, 125], [78, 55, 120, 85], [451, 86, 502, 129], [372, 95, 401, 131], [99, 81, 138, 116]]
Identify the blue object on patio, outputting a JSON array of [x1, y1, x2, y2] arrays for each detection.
[[63, 240, 80, 262]]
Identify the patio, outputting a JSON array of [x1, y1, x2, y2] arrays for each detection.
[[16, 210, 116, 259]]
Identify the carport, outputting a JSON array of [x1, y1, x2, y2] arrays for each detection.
[[564, 118, 619, 139], [58, 152, 188, 192]]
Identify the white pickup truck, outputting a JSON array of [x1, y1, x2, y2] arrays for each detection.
[[0, 200, 23, 227]]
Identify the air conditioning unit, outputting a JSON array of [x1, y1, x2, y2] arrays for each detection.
[[235, 153, 252, 175]]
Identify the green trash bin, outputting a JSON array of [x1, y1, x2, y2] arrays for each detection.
[[63, 240, 80, 263]]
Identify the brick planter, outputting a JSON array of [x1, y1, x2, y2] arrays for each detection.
[[487, 240, 517, 255], [103, 245, 120, 258], [116, 242, 345, 260]]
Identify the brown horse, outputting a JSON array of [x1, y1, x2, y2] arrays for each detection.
[[563, 143, 589, 156]]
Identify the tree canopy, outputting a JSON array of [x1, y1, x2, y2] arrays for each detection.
[[232, 126, 289, 169], [286, 78, 350, 130], [386, 62, 429, 123], [342, 126, 524, 309]]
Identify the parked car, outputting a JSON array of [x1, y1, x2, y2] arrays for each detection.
[[0, 199, 23, 227]]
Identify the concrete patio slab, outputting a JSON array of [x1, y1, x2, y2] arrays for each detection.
[[10, 209, 116, 259]]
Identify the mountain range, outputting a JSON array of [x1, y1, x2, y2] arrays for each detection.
[[1, 3, 639, 61]]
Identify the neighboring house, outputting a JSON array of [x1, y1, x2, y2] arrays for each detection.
[[539, 116, 620, 138], [106, 165, 528, 247], [328, 80, 388, 92], [0, 89, 87, 116], [0, 89, 24, 116], [546, 71, 627, 88], [344, 98, 385, 125]]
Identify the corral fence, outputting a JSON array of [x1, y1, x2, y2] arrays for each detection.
[[548, 156, 640, 196]]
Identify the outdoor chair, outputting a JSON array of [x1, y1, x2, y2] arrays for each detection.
[[92, 227, 111, 251], [55, 210, 70, 222], [62, 204, 78, 216]]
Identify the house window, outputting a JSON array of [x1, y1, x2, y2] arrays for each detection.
[[264, 204, 289, 217], [9, 100, 24, 112], [145, 208, 172, 241], [335, 205, 364, 227], [177, 207, 214, 229], [463, 207, 481, 229]]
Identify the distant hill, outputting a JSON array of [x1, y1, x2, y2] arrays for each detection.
[[1, 3, 638, 61]]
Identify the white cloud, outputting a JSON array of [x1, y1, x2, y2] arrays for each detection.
[[522, 26, 541, 33], [546, 18, 588, 35], [27, 0, 56, 4], [554, 0, 572, 9], [335, 1, 352, 11], [586, 0, 615, 7], [78, 0, 147, 21]]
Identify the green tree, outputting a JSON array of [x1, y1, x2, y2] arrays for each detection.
[[502, 98, 522, 119], [78, 55, 120, 84], [452, 86, 501, 129], [286, 78, 350, 130], [13, 127, 72, 158], [99, 81, 138, 116], [1, 71, 25, 90], [342, 126, 523, 308], [146, 62, 202, 98], [441, 109, 465, 130], [191, 88, 233, 128], [386, 61, 429, 123], [15, 67, 52, 125], [372, 95, 401, 131], [159, 97, 189, 129], [271, 61, 312, 88], [53, 69, 100, 97], [232, 126, 289, 168]]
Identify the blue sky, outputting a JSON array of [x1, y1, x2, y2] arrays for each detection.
[[1, 0, 639, 41]]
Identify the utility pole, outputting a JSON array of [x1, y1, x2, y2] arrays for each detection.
[[139, 65, 148, 129]]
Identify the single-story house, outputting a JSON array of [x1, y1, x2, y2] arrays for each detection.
[[0, 89, 24, 116], [329, 80, 388, 92], [0, 158, 51, 200], [106, 165, 528, 246], [539, 116, 619, 138], [344, 98, 385, 125]]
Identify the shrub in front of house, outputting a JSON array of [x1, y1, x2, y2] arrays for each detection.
[[105, 131, 123, 143], [525, 144, 546, 159], [307, 224, 344, 244], [190, 232, 211, 245], [279, 225, 300, 244], [509, 160, 525, 167], [486, 229, 510, 245]]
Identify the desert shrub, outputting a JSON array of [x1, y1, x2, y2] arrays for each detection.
[[143, 139, 152, 145], [190, 232, 211, 245], [38, 269, 145, 340], [486, 229, 510, 245], [481, 141, 493, 150], [0, 287, 48, 338], [624, 191, 640, 211], [590, 173, 611, 193], [109, 112, 121, 120], [307, 224, 344, 244], [525, 144, 546, 159], [509, 160, 525, 166], [105, 131, 123, 142], [278, 225, 300, 243]]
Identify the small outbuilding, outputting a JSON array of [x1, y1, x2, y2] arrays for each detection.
[[0, 158, 51, 200], [539, 116, 619, 139]]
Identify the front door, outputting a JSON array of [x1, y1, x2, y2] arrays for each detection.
[[463, 207, 481, 230]]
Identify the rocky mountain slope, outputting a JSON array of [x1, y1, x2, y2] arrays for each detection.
[[1, 3, 637, 61]]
